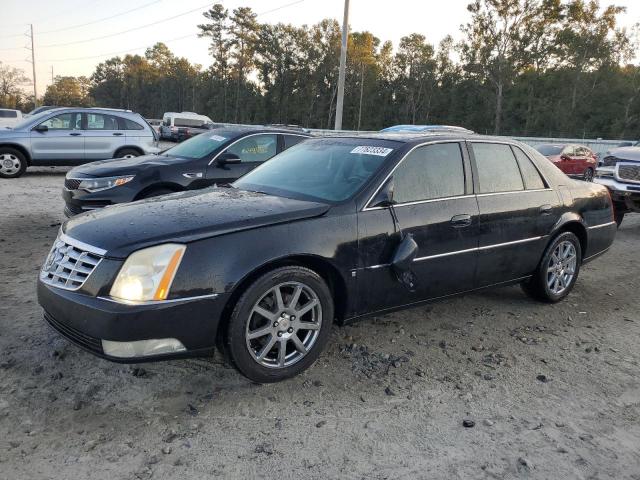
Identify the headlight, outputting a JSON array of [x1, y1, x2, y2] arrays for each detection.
[[79, 175, 135, 192], [110, 244, 186, 302]]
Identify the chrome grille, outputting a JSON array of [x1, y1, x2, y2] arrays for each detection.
[[64, 178, 82, 190], [618, 163, 640, 184], [40, 235, 103, 291]]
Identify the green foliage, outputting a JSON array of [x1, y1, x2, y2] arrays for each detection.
[[3, 1, 637, 140]]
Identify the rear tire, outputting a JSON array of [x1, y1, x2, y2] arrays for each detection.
[[521, 231, 582, 303], [0, 148, 27, 178], [225, 266, 334, 383], [115, 148, 141, 159], [583, 168, 594, 182]]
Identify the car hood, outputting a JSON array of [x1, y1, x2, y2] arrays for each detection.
[[607, 147, 640, 162], [68, 154, 192, 177], [63, 188, 330, 258]]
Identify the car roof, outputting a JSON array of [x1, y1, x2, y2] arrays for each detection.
[[212, 126, 312, 137], [319, 132, 492, 144]]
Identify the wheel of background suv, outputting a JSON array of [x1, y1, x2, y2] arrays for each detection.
[[115, 148, 141, 159], [0, 148, 27, 179], [521, 231, 582, 303], [225, 266, 334, 383], [583, 168, 594, 182], [138, 188, 176, 199]]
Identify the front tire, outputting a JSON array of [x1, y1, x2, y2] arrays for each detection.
[[115, 148, 141, 159], [583, 168, 594, 182], [0, 148, 27, 178], [522, 231, 582, 303], [225, 266, 334, 383]]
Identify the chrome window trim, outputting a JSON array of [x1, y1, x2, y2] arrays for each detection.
[[363, 140, 470, 212], [207, 132, 281, 166], [588, 221, 616, 229], [475, 188, 553, 197], [362, 236, 545, 268], [59, 232, 107, 257], [99, 292, 219, 306]]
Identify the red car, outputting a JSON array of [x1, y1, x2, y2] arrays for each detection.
[[536, 144, 597, 181]]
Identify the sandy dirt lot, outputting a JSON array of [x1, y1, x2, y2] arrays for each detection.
[[1, 167, 639, 480]]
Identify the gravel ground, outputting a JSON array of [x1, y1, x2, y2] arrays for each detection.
[[1, 167, 639, 480]]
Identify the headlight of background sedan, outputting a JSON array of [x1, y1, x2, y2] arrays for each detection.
[[79, 175, 135, 192], [110, 244, 186, 302]]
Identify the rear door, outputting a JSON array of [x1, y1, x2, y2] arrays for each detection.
[[470, 141, 561, 286], [30, 111, 84, 161], [357, 142, 479, 314], [206, 133, 278, 184], [83, 113, 126, 160]]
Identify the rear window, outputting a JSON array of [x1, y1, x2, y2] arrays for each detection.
[[472, 143, 524, 193], [513, 146, 546, 190], [0, 110, 18, 118], [174, 118, 207, 128], [536, 145, 562, 156]]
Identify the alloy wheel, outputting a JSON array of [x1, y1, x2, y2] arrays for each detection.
[[584, 169, 594, 182], [245, 281, 322, 369], [0, 153, 22, 176], [547, 240, 577, 295]]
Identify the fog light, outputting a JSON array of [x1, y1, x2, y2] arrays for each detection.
[[101, 338, 186, 358]]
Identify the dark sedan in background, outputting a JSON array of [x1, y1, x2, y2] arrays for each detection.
[[63, 126, 310, 216], [536, 143, 598, 181], [39, 133, 616, 383]]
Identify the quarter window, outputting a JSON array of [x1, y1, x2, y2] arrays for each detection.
[[472, 143, 524, 193], [122, 118, 144, 130], [284, 135, 306, 149], [393, 143, 466, 203], [39, 113, 80, 130], [512, 146, 546, 190], [226, 134, 278, 163]]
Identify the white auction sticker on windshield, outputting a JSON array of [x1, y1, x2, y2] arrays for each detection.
[[350, 146, 393, 156], [209, 135, 227, 141]]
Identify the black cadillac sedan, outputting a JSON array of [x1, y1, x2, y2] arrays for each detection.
[[62, 126, 311, 216], [38, 134, 616, 383]]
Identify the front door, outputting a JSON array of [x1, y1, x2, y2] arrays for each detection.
[[357, 142, 479, 315], [30, 112, 84, 162], [469, 142, 562, 286], [206, 133, 279, 184], [83, 113, 126, 160]]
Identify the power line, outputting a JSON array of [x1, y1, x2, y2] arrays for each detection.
[[257, 0, 306, 16], [39, 0, 163, 35], [41, 33, 196, 62], [39, 2, 212, 48]]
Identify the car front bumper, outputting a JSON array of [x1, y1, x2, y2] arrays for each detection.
[[37, 280, 228, 362], [62, 184, 138, 217]]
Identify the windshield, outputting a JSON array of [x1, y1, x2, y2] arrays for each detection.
[[234, 138, 398, 202], [536, 145, 563, 156], [163, 131, 231, 159], [10, 110, 52, 130]]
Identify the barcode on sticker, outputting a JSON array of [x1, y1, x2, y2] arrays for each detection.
[[350, 146, 393, 156], [210, 135, 227, 141]]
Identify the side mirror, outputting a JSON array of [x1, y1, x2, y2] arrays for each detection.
[[33, 124, 48, 133], [370, 177, 395, 208], [217, 152, 241, 165]]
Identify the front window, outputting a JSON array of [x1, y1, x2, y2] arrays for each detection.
[[234, 138, 399, 202], [162, 130, 231, 159], [39, 113, 81, 130]]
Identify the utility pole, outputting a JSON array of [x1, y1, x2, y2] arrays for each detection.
[[51, 66, 54, 84], [27, 24, 38, 108], [334, 0, 349, 131]]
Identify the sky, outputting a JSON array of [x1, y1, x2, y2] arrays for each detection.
[[1, 0, 639, 97]]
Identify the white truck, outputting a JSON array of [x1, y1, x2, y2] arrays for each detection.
[[595, 146, 640, 226]]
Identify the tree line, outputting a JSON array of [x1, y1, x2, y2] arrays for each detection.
[[1, 0, 639, 139]]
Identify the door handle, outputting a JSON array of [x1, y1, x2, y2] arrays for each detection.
[[112, 132, 124, 136], [539, 204, 552, 215], [69, 132, 81, 136], [450, 214, 472, 228]]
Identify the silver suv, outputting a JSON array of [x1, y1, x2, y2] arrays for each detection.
[[0, 107, 160, 178]]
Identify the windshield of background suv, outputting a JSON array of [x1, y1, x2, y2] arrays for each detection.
[[163, 130, 232, 159], [10, 110, 52, 130], [234, 138, 399, 202], [536, 144, 563, 156]]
